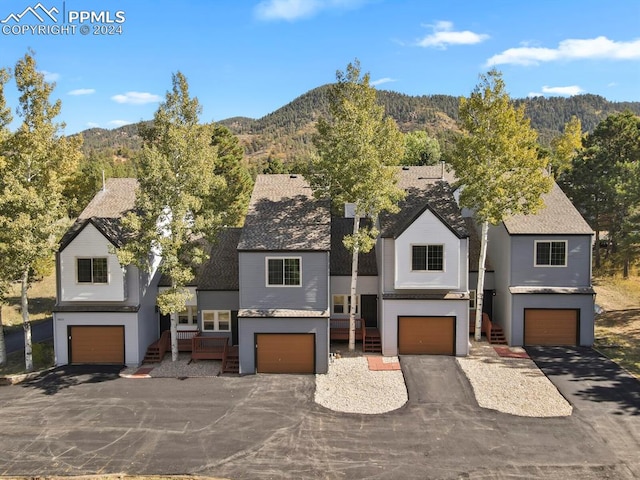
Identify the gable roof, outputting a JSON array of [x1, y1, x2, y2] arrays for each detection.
[[238, 174, 331, 251], [380, 166, 468, 239], [196, 228, 241, 290], [330, 217, 377, 276], [503, 183, 593, 235], [59, 178, 138, 250]]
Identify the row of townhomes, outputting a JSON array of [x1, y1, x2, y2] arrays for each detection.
[[52, 165, 596, 374]]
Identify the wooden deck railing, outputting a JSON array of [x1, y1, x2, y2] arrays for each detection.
[[177, 329, 199, 352], [191, 336, 229, 361], [330, 318, 366, 342]]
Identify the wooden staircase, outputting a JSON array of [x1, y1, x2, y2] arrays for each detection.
[[222, 345, 239, 374], [488, 325, 508, 345], [363, 328, 382, 353], [143, 330, 170, 363]]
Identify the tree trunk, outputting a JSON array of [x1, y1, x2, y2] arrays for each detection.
[[594, 229, 601, 270], [170, 312, 178, 362], [0, 306, 6, 366], [474, 221, 489, 342], [21, 268, 33, 371], [348, 215, 361, 352]]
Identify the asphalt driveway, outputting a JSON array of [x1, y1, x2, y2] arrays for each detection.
[[0, 356, 638, 479]]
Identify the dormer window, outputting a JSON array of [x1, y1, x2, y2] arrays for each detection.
[[535, 240, 567, 267], [411, 244, 444, 271], [77, 257, 108, 284]]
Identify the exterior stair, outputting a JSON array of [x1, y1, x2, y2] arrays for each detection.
[[363, 328, 382, 353], [143, 330, 170, 363], [222, 345, 239, 374], [488, 325, 508, 345]]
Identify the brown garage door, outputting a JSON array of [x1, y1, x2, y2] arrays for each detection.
[[524, 309, 578, 346], [69, 326, 125, 364], [398, 316, 455, 355], [256, 333, 315, 373]]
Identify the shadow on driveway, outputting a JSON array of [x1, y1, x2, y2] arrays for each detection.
[[526, 346, 640, 416], [19, 364, 124, 395]]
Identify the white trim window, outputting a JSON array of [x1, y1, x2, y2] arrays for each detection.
[[202, 310, 231, 332], [535, 240, 567, 267], [266, 257, 301, 287], [332, 294, 360, 315], [76, 257, 108, 284], [469, 289, 476, 309], [178, 306, 197, 327], [411, 244, 444, 271]]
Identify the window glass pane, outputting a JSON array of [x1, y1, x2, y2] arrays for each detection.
[[412, 245, 427, 270], [332, 295, 344, 314], [284, 258, 300, 285], [536, 242, 551, 265], [218, 312, 230, 331], [268, 258, 283, 285], [551, 242, 566, 265], [178, 310, 189, 324], [77, 258, 92, 283], [427, 245, 443, 271], [92, 258, 108, 283], [203, 321, 215, 331]]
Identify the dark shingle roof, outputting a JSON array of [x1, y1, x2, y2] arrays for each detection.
[[330, 217, 377, 276], [196, 228, 241, 290], [238, 174, 331, 251], [503, 183, 593, 235], [59, 178, 138, 250], [380, 167, 467, 239]]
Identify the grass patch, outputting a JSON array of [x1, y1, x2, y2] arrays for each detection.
[[1, 273, 56, 327], [0, 340, 55, 377], [593, 274, 640, 378]]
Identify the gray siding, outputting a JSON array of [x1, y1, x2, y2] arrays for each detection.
[[238, 317, 329, 374], [510, 235, 592, 287], [510, 294, 595, 346], [238, 251, 329, 311], [487, 223, 513, 340], [135, 269, 161, 364], [196, 290, 240, 343]]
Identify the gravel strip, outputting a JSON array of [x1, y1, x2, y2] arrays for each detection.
[[314, 356, 408, 414], [121, 353, 221, 378], [457, 342, 572, 417]]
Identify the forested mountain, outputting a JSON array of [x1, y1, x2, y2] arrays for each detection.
[[78, 86, 640, 169]]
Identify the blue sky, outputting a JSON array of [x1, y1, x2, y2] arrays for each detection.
[[1, 0, 639, 134]]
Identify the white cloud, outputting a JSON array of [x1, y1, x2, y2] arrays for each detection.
[[371, 77, 397, 86], [487, 36, 640, 67], [68, 88, 95, 96], [528, 85, 584, 97], [416, 21, 489, 49], [254, 0, 367, 21], [40, 70, 60, 82], [111, 91, 161, 105], [109, 120, 132, 127], [86, 122, 101, 128], [541, 85, 585, 96]]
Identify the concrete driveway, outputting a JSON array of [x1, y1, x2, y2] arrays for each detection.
[[0, 357, 638, 479]]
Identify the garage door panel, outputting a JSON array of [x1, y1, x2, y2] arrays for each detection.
[[256, 334, 315, 374], [398, 317, 455, 355], [524, 309, 578, 346], [70, 326, 125, 364]]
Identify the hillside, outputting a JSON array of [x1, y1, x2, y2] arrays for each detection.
[[77, 86, 640, 168]]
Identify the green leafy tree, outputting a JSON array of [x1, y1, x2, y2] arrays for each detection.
[[403, 130, 441, 165], [564, 111, 640, 275], [0, 66, 11, 366], [0, 52, 82, 370], [450, 70, 552, 340], [118, 72, 250, 360], [308, 60, 405, 351], [549, 116, 582, 177]]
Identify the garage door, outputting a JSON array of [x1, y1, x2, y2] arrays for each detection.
[[256, 333, 315, 373], [69, 326, 125, 364], [524, 309, 578, 346], [398, 316, 455, 355]]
